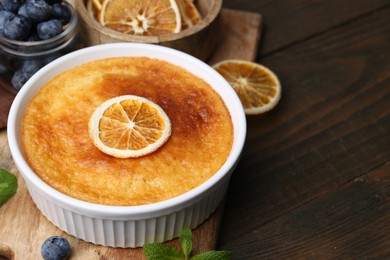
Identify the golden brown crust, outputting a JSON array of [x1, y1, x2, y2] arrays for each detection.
[[22, 57, 233, 206]]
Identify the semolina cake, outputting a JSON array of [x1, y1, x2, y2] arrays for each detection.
[[21, 57, 233, 206]]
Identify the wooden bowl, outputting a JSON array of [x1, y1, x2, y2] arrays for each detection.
[[75, 0, 223, 61]]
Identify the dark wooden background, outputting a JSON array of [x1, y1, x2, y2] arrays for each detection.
[[218, 0, 390, 258]]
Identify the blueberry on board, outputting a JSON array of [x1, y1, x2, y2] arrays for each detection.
[[24, 0, 52, 22], [41, 236, 71, 260], [0, 10, 14, 35], [51, 3, 71, 25], [21, 59, 43, 76], [3, 14, 32, 40], [0, 0, 22, 12], [37, 19, 62, 40], [11, 69, 29, 89]]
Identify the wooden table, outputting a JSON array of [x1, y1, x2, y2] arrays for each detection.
[[217, 0, 390, 258], [1, 0, 389, 259]]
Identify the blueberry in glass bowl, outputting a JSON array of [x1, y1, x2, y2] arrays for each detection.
[[0, 0, 80, 91]]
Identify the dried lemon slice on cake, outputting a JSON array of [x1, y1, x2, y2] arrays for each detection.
[[89, 95, 171, 158], [99, 0, 181, 36], [213, 60, 281, 115]]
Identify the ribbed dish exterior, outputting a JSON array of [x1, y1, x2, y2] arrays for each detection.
[[25, 178, 230, 248]]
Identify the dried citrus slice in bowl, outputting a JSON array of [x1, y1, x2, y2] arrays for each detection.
[[213, 60, 281, 115], [176, 0, 202, 30], [99, 0, 181, 36], [89, 95, 171, 158]]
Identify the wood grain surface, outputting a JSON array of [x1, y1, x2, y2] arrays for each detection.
[[218, 0, 390, 259], [224, 0, 390, 57], [0, 9, 262, 260]]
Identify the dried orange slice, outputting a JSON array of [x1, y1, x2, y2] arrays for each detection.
[[99, 0, 181, 36], [92, 0, 103, 11], [89, 95, 171, 158], [176, 0, 202, 30], [213, 60, 281, 115]]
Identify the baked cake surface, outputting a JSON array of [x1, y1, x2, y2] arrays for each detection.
[[21, 57, 233, 206]]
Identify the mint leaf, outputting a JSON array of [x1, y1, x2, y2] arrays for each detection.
[[0, 168, 18, 205], [191, 251, 231, 260], [143, 243, 185, 260], [180, 226, 192, 258], [143, 226, 231, 260]]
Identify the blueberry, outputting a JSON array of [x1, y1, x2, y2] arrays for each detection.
[[17, 3, 28, 17], [0, 58, 10, 75], [44, 0, 62, 5], [21, 58, 43, 76], [27, 32, 40, 41], [3, 14, 32, 40], [51, 3, 70, 25], [37, 19, 62, 40], [41, 236, 71, 260], [0, 10, 14, 35], [11, 69, 29, 89], [0, 0, 22, 12], [43, 51, 61, 64], [24, 0, 52, 22]]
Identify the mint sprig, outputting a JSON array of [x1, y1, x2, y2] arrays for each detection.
[[180, 224, 193, 258], [0, 168, 18, 205], [191, 251, 232, 260], [143, 243, 184, 260], [144, 226, 231, 260]]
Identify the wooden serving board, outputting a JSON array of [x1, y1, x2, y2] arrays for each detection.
[[0, 9, 261, 259]]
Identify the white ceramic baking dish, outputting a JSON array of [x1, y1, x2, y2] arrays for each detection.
[[7, 43, 246, 248]]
